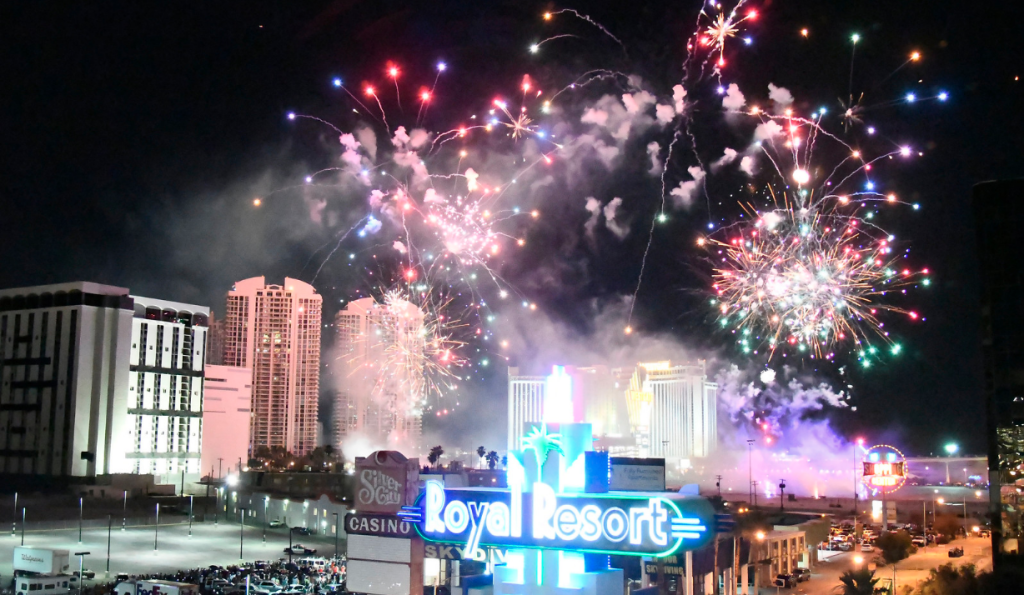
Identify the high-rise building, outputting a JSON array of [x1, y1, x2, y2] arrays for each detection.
[[507, 367, 545, 452], [506, 361, 717, 466], [0, 282, 211, 480], [223, 277, 322, 456], [333, 296, 425, 453], [206, 311, 225, 365], [126, 296, 209, 477]]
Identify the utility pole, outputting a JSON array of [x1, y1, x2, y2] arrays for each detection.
[[779, 479, 787, 511], [716, 475, 723, 498], [21, 507, 25, 545], [189, 495, 194, 538], [752, 481, 759, 509], [218, 458, 224, 480], [11, 492, 16, 537], [122, 491, 127, 532], [78, 497, 83, 543], [747, 439, 755, 508]]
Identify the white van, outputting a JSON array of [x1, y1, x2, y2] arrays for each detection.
[[298, 558, 328, 572], [14, 574, 71, 595]]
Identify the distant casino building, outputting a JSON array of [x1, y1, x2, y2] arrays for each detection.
[[0, 282, 209, 480], [223, 277, 322, 456], [507, 361, 718, 467]]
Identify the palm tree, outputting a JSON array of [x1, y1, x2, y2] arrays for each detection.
[[428, 445, 444, 468], [476, 446, 486, 468], [837, 568, 878, 595], [485, 451, 499, 470]]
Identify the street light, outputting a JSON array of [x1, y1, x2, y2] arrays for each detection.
[[12, 492, 17, 537], [78, 497, 83, 543], [122, 491, 127, 532], [944, 443, 958, 484], [239, 507, 247, 559], [747, 439, 755, 508], [333, 512, 339, 559], [154, 503, 160, 552], [73, 552, 90, 594], [188, 495, 194, 538], [263, 497, 269, 543]]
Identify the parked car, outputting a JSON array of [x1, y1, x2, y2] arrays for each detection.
[[774, 574, 796, 589], [291, 527, 313, 536], [269, 520, 286, 528], [73, 570, 96, 580], [861, 544, 874, 553], [284, 544, 317, 555], [793, 568, 811, 582], [948, 547, 964, 558], [912, 536, 927, 547], [838, 542, 854, 551], [255, 581, 281, 593]]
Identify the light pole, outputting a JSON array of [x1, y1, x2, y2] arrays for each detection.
[[78, 497, 83, 543], [263, 497, 269, 543], [747, 439, 754, 508], [106, 515, 112, 574], [11, 492, 17, 537], [239, 507, 247, 559], [154, 503, 160, 552], [21, 507, 25, 545], [74, 552, 90, 594], [122, 491, 127, 531], [944, 443, 958, 484], [779, 479, 786, 511], [333, 512, 339, 559], [189, 495, 194, 538]]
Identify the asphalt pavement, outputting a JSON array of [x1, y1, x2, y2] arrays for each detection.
[[0, 521, 346, 583], [761, 537, 991, 595]]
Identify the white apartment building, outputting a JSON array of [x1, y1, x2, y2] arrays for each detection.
[[223, 277, 322, 456], [0, 282, 134, 477], [334, 297, 425, 454], [506, 368, 545, 451], [126, 296, 209, 477], [201, 364, 252, 479], [506, 361, 718, 465]]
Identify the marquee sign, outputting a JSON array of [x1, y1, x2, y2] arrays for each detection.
[[861, 444, 907, 494], [400, 480, 713, 558]]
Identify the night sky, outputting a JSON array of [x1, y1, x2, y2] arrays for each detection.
[[4, 1, 1023, 455]]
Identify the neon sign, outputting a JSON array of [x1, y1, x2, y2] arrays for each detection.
[[861, 444, 907, 493], [402, 480, 713, 557]]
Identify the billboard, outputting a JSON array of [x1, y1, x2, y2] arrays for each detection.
[[609, 457, 666, 491]]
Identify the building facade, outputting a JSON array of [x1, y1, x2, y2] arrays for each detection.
[[201, 364, 252, 479], [126, 296, 209, 477], [507, 368, 545, 452], [223, 277, 322, 456], [506, 361, 718, 466], [333, 297, 426, 454], [0, 282, 135, 477]]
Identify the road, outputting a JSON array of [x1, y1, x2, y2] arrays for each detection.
[[764, 537, 991, 595], [0, 521, 346, 582]]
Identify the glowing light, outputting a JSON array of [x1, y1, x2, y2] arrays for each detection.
[[792, 169, 810, 185], [286, 112, 296, 120], [437, 62, 447, 72], [910, 51, 921, 61], [938, 91, 948, 101], [388, 66, 399, 78], [253, 198, 262, 207], [365, 86, 375, 96], [906, 93, 916, 103], [332, 78, 342, 87], [800, 28, 809, 37], [851, 33, 860, 43]]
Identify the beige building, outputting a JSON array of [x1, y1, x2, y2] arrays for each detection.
[[223, 277, 322, 455], [201, 364, 252, 478]]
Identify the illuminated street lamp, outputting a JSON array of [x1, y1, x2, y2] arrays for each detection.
[[944, 443, 958, 484]]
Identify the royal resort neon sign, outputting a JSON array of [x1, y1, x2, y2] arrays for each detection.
[[402, 480, 712, 558]]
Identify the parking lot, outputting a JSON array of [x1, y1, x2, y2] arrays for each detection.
[[0, 521, 345, 582]]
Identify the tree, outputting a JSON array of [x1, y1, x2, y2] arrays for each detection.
[[501, 455, 508, 468], [485, 451, 499, 470], [934, 513, 962, 539], [477, 446, 486, 468], [877, 530, 916, 564], [903, 563, 978, 595], [837, 568, 878, 595], [428, 445, 444, 468]]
